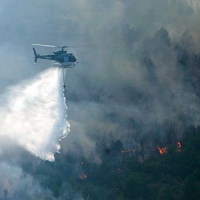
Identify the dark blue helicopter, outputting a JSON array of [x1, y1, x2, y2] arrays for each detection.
[[32, 44, 78, 87], [32, 44, 77, 68]]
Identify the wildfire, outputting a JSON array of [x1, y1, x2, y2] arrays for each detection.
[[157, 142, 182, 155], [121, 149, 132, 153], [177, 141, 181, 152], [157, 146, 167, 155], [79, 173, 87, 179]]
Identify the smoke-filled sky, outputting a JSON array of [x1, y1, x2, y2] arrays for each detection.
[[0, 0, 199, 199]]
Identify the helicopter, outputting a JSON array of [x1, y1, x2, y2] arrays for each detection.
[[31, 43, 78, 87], [32, 44, 77, 67]]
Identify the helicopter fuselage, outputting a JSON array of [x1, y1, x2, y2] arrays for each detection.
[[33, 48, 77, 68]]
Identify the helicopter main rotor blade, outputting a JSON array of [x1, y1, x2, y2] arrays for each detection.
[[59, 45, 93, 48], [32, 44, 70, 48], [31, 44, 57, 48], [32, 44, 93, 49]]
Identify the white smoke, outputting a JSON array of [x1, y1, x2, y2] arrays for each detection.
[[0, 67, 70, 161], [0, 162, 52, 199]]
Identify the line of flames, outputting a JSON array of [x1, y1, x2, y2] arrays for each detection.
[[119, 142, 182, 156], [157, 146, 167, 155], [157, 142, 181, 155]]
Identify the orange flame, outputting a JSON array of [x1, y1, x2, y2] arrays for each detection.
[[79, 173, 87, 179], [157, 142, 181, 155], [177, 142, 181, 152], [157, 146, 167, 155]]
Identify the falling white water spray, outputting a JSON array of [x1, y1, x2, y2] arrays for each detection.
[[0, 67, 70, 161]]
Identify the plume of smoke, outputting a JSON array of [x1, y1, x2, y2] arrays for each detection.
[[0, 67, 70, 161], [59, 0, 200, 159]]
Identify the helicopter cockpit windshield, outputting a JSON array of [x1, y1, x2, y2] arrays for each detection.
[[68, 53, 76, 62]]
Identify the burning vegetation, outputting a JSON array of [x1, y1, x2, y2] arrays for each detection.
[[157, 142, 182, 155], [157, 146, 167, 155], [177, 141, 181, 152], [79, 172, 87, 179], [19, 124, 200, 200]]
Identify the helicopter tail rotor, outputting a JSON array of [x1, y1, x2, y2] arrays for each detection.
[[33, 48, 39, 63]]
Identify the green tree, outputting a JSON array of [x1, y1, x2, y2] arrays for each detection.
[[183, 176, 200, 200], [123, 173, 149, 199]]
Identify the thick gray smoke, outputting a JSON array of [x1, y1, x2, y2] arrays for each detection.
[[0, 0, 198, 158], [0, 0, 199, 198], [61, 0, 200, 156]]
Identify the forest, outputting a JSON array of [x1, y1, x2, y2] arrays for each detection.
[[22, 123, 200, 200]]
